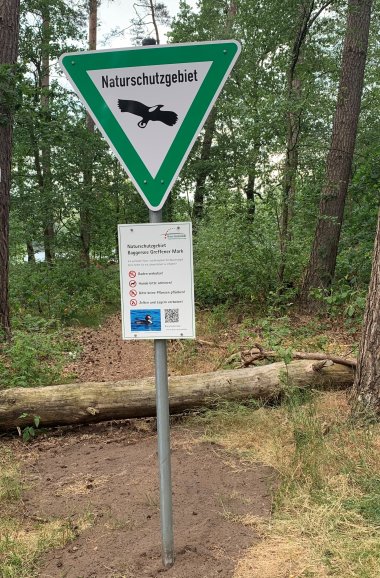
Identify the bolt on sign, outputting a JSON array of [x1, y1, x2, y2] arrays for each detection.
[[59, 41, 241, 211]]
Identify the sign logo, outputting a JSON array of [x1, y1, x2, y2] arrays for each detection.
[[162, 227, 187, 240], [118, 100, 178, 129], [59, 41, 241, 211]]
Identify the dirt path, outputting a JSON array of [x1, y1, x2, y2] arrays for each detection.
[[65, 313, 221, 383], [22, 424, 274, 578], [14, 315, 278, 577], [66, 314, 155, 382]]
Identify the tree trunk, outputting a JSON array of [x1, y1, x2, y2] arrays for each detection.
[[279, 0, 332, 284], [41, 6, 55, 264], [26, 240, 35, 263], [193, 108, 217, 224], [192, 1, 237, 227], [0, 0, 20, 342], [279, 2, 310, 283], [80, 0, 98, 267], [149, 0, 160, 44], [301, 0, 373, 301], [350, 208, 380, 414], [0, 360, 354, 431], [245, 172, 256, 221]]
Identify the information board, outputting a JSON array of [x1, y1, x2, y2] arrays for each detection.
[[119, 222, 195, 339]]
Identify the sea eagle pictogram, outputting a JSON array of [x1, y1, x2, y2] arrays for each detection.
[[117, 99, 178, 128]]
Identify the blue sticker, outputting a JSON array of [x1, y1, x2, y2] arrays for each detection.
[[130, 309, 161, 332]]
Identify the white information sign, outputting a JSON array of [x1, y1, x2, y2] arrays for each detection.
[[118, 222, 195, 340]]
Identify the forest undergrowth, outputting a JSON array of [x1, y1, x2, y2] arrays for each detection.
[[1, 281, 379, 576]]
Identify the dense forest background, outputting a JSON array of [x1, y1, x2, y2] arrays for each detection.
[[2, 4, 380, 575], [1, 0, 380, 382]]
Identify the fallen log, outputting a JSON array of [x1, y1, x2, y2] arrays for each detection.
[[0, 360, 354, 431]]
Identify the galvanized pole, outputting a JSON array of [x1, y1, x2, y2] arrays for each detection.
[[149, 208, 174, 567]]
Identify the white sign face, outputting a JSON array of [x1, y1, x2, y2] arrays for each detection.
[[118, 222, 195, 340], [60, 41, 241, 211], [88, 62, 212, 178]]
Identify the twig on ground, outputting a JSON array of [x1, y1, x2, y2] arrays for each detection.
[[240, 348, 357, 369]]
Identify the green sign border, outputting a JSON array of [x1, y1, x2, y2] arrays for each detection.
[[60, 41, 240, 211]]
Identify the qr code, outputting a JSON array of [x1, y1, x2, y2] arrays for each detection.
[[165, 308, 179, 323]]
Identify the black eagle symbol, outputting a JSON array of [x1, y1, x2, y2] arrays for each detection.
[[117, 99, 178, 129]]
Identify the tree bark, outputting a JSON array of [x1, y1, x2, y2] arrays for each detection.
[[26, 240, 35, 263], [245, 172, 256, 221], [279, 0, 333, 284], [192, 1, 237, 227], [0, 360, 354, 430], [41, 5, 55, 263], [80, 0, 98, 267], [350, 208, 380, 414], [279, 2, 311, 283], [193, 108, 217, 224], [301, 0, 373, 301], [0, 0, 20, 342], [149, 0, 160, 44]]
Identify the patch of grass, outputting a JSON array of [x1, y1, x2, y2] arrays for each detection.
[[0, 517, 79, 578], [0, 316, 77, 388], [343, 476, 380, 526], [191, 391, 380, 577], [0, 449, 22, 505], [10, 261, 120, 326], [169, 339, 199, 374], [0, 446, 94, 578], [73, 301, 120, 328]]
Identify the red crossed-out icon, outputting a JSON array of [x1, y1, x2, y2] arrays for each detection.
[[129, 289, 137, 297], [129, 280, 137, 288], [128, 270, 137, 278], [130, 299, 138, 306]]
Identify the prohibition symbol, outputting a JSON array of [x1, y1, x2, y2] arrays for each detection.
[[130, 299, 138, 306], [129, 270, 137, 278], [129, 289, 137, 297], [129, 280, 137, 288]]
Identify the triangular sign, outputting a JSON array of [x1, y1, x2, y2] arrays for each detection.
[[59, 41, 241, 211]]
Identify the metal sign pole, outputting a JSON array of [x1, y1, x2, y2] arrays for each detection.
[[149, 208, 174, 568]]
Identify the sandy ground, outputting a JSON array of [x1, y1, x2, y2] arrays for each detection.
[[65, 314, 156, 382], [14, 314, 276, 577], [22, 425, 274, 578]]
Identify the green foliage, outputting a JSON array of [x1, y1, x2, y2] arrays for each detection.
[[0, 449, 21, 504], [4, 260, 120, 390], [309, 281, 367, 326], [7, 0, 377, 315], [344, 478, 380, 526], [0, 322, 68, 388], [194, 199, 279, 305], [18, 414, 41, 442], [256, 315, 292, 348], [0, 63, 23, 124], [10, 261, 120, 325]]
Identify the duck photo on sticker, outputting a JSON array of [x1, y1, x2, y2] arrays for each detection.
[[130, 309, 161, 331], [117, 99, 178, 128]]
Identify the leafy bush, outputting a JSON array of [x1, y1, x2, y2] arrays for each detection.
[[194, 204, 279, 305], [309, 280, 367, 325], [9, 260, 120, 324], [0, 322, 69, 388]]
